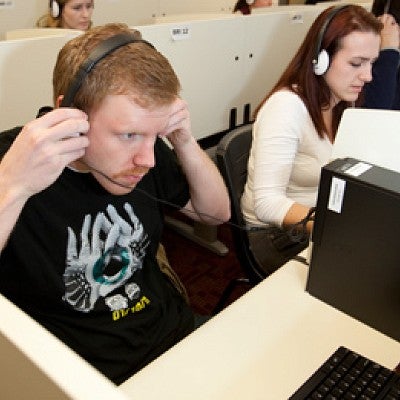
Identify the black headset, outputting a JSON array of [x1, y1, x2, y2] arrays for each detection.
[[60, 33, 155, 108], [312, 4, 350, 76]]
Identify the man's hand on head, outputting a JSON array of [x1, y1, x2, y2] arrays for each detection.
[[0, 108, 89, 201], [159, 98, 195, 148]]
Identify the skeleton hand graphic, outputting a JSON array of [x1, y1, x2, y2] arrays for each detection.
[[63, 203, 149, 312]]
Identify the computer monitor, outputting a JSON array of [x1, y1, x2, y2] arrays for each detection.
[[332, 108, 400, 174]]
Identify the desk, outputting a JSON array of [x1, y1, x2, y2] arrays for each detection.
[[120, 259, 400, 399]]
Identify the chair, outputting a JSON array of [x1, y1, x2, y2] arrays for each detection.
[[212, 124, 266, 313], [212, 123, 308, 313]]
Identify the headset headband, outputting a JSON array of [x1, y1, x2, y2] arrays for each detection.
[[313, 5, 349, 66], [61, 33, 155, 107]]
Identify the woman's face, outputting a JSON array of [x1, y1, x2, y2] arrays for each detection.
[[324, 30, 380, 105], [61, 0, 94, 31]]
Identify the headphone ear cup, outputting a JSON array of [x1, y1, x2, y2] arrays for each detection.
[[246, 0, 255, 4], [50, 0, 60, 18], [313, 49, 329, 76]]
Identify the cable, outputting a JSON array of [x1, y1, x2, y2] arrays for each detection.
[[76, 160, 315, 241], [287, 207, 316, 242], [384, 0, 392, 14], [77, 160, 257, 230]]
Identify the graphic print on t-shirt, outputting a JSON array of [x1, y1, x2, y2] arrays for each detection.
[[63, 203, 149, 313]]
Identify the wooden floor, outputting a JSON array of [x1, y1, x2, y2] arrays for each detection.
[[161, 215, 252, 316]]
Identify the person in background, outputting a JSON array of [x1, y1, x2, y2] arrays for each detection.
[[0, 23, 230, 384], [36, 0, 94, 30], [361, 0, 400, 109], [305, 0, 338, 5], [241, 5, 382, 274], [233, 0, 273, 15]]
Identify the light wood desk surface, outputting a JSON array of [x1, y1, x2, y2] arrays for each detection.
[[121, 259, 400, 400]]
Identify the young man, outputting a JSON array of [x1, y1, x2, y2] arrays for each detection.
[[0, 23, 230, 384]]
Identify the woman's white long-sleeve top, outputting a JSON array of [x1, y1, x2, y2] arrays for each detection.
[[241, 90, 332, 227]]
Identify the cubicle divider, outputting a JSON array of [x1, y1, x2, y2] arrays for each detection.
[[0, 291, 130, 399], [92, 0, 234, 26], [134, 5, 327, 140], [91, 0, 159, 27], [3, 2, 373, 135], [0, 0, 371, 41], [0, 0, 234, 40], [240, 7, 324, 117], [5, 28, 83, 40], [0, 33, 81, 132], [135, 15, 243, 141], [0, 5, 342, 137]]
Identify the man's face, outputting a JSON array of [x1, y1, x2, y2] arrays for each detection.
[[74, 94, 173, 195]]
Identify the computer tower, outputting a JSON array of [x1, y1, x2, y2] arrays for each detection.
[[307, 157, 400, 341]]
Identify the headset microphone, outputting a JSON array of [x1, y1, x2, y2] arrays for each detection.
[[384, 0, 392, 14]]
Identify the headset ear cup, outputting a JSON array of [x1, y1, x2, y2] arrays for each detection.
[[246, 0, 255, 4], [313, 49, 329, 75], [50, 0, 60, 18]]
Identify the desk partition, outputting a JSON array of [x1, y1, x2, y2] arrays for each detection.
[[136, 6, 325, 137], [0, 292, 129, 400], [0, 0, 233, 40], [0, 34, 79, 132], [136, 16, 243, 140], [5, 28, 82, 40], [0, 5, 339, 137]]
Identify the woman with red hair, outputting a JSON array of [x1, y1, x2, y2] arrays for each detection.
[[241, 5, 382, 273]]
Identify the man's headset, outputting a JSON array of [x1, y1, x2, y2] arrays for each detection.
[[60, 32, 155, 108], [312, 4, 350, 76]]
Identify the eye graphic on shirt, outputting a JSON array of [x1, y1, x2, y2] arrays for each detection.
[[63, 203, 149, 312]]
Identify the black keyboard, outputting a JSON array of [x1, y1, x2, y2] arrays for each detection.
[[289, 346, 400, 399]]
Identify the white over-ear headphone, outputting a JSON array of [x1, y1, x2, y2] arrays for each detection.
[[313, 5, 349, 76], [246, 0, 255, 4], [49, 0, 61, 18]]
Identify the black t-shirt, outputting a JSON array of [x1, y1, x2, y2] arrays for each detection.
[[0, 126, 194, 384]]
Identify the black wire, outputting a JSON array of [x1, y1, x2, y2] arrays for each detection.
[[287, 207, 316, 242], [78, 160, 315, 238]]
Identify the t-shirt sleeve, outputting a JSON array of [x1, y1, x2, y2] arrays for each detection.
[[0, 126, 21, 160]]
